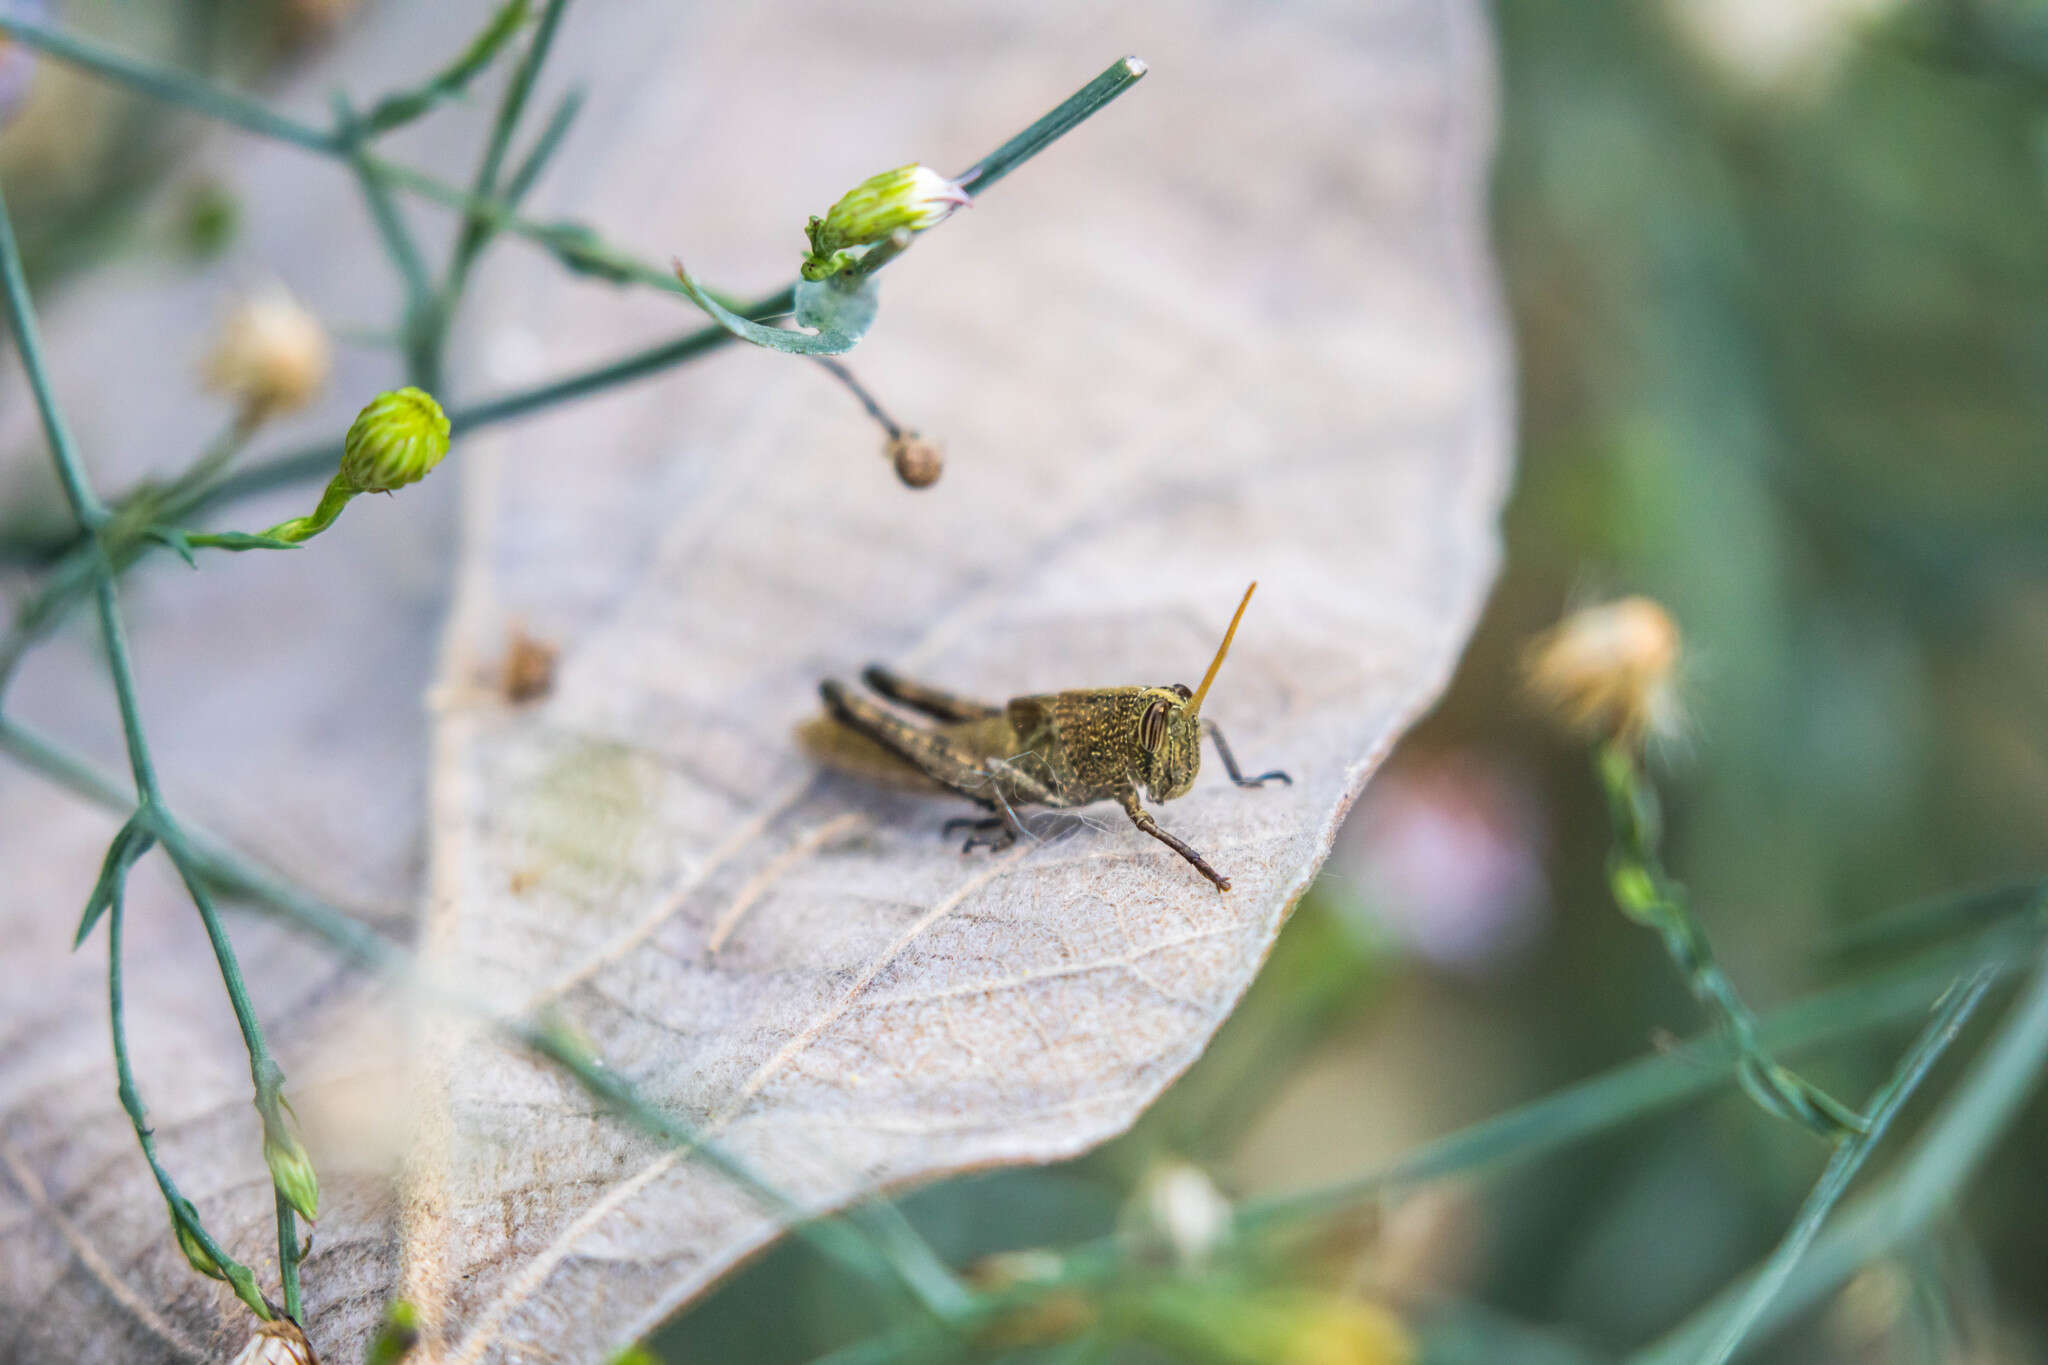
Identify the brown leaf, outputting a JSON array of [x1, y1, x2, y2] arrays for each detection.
[[0, 0, 1508, 1361]]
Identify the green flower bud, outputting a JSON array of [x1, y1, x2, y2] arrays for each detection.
[[802, 164, 969, 280], [341, 386, 451, 494], [172, 1214, 227, 1281], [260, 386, 451, 545], [264, 1121, 320, 1223], [365, 1300, 421, 1365]]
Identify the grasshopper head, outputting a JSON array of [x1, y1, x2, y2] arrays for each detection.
[[1133, 582, 1256, 802]]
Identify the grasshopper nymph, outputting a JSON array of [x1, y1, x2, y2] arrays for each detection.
[[802, 583, 1289, 891]]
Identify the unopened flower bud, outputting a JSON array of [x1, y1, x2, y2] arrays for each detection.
[[340, 386, 450, 493], [264, 1121, 320, 1223], [886, 432, 943, 488], [202, 285, 331, 422], [803, 164, 970, 280], [1522, 596, 1682, 746], [229, 1316, 320, 1365], [172, 1215, 227, 1281]]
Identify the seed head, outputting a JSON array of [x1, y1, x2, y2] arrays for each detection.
[[1522, 596, 1682, 747], [229, 1317, 320, 1365], [340, 387, 450, 494], [203, 286, 332, 422], [1130, 1159, 1233, 1270], [886, 432, 943, 489], [803, 164, 970, 280]]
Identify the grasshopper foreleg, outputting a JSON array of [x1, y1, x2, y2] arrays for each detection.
[[1203, 720, 1291, 788], [1119, 789, 1230, 892]]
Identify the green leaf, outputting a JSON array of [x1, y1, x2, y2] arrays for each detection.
[[143, 524, 195, 568], [76, 811, 157, 949], [672, 261, 875, 356], [360, 0, 533, 136], [541, 223, 639, 285]]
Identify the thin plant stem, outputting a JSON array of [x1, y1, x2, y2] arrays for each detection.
[[956, 55, 1147, 194], [107, 869, 273, 1319], [813, 357, 906, 440], [1635, 950, 2048, 1363], [192, 292, 795, 512], [275, 1191, 302, 1323], [1688, 969, 1993, 1365], [0, 711, 968, 1318], [498, 88, 585, 211], [1598, 740, 1866, 1139], [444, 0, 571, 299], [0, 174, 297, 1321], [0, 12, 341, 156]]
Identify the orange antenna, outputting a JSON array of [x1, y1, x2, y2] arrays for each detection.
[[1187, 582, 1256, 719]]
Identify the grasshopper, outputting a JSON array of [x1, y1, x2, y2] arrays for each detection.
[[801, 583, 1289, 891]]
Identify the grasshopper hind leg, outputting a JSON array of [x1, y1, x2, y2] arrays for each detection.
[[859, 665, 1001, 722]]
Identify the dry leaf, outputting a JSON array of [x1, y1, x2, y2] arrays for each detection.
[[0, 1, 1509, 1362]]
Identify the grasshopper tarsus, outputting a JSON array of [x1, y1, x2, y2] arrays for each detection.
[[944, 814, 1016, 853], [808, 583, 1282, 891], [1204, 719, 1291, 788]]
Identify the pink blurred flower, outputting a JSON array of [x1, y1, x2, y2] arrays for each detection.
[[1333, 752, 1549, 974]]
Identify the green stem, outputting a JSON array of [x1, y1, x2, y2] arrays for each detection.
[[956, 55, 1147, 194], [1598, 740, 1866, 1139], [0, 12, 341, 155], [1682, 969, 1993, 1365], [0, 707, 965, 1319], [275, 1189, 302, 1322], [189, 292, 794, 513], [108, 862, 273, 1319], [0, 12, 670, 293], [444, 0, 571, 298], [1635, 952, 2048, 1363], [0, 174, 293, 1322]]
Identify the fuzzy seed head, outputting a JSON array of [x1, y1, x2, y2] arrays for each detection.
[[340, 387, 450, 494], [1133, 1159, 1233, 1269], [887, 432, 943, 488], [230, 1317, 320, 1365], [1523, 596, 1682, 746], [203, 286, 331, 420]]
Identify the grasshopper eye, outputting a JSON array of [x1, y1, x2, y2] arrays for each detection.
[[1170, 683, 1193, 700], [1139, 698, 1171, 751]]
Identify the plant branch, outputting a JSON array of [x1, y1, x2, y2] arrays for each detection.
[[107, 866, 273, 1319], [0, 175, 297, 1322], [444, 0, 571, 300], [1634, 950, 2048, 1363]]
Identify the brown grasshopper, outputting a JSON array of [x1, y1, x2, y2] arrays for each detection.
[[800, 583, 1288, 891]]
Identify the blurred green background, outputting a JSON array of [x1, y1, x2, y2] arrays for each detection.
[[6, 0, 2047, 1361]]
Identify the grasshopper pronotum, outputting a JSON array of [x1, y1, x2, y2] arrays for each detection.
[[800, 583, 1289, 890]]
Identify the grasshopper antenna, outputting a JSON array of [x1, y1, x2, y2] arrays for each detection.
[[1186, 581, 1257, 720]]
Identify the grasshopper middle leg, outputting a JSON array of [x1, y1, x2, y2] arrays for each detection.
[[1203, 720, 1291, 788], [859, 665, 1001, 722]]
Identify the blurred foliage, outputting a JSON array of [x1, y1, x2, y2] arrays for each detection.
[[661, 1, 2048, 1360]]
